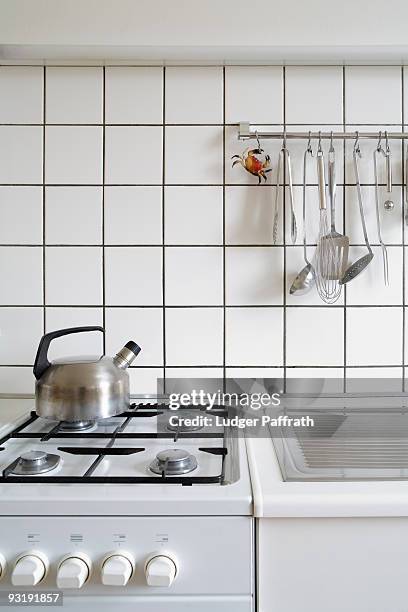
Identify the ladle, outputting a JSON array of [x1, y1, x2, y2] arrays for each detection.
[[290, 138, 315, 295]]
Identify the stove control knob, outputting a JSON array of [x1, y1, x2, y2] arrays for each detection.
[[0, 553, 6, 580], [101, 552, 134, 586], [145, 554, 178, 587], [11, 552, 48, 586], [56, 554, 90, 590]]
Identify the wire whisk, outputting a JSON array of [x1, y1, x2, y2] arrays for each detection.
[[314, 137, 342, 304]]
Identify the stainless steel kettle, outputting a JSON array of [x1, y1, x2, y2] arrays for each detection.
[[33, 326, 141, 422]]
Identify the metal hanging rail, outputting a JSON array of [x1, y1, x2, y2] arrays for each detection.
[[238, 122, 408, 141]]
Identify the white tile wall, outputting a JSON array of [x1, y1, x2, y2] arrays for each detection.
[[0, 126, 43, 184], [165, 67, 223, 124], [165, 247, 223, 305], [345, 66, 402, 124], [128, 367, 165, 395], [0, 187, 43, 244], [0, 367, 37, 394], [347, 307, 403, 366], [165, 126, 223, 184], [105, 126, 162, 184], [225, 247, 283, 305], [0, 308, 43, 365], [46, 67, 103, 124], [105, 186, 162, 245], [165, 186, 223, 244], [225, 186, 275, 244], [105, 247, 162, 305], [226, 307, 283, 366], [0, 67, 43, 124], [45, 187, 102, 244], [166, 367, 224, 380], [45, 247, 102, 305], [0, 247, 43, 305], [45, 126, 102, 184], [0, 65, 406, 395], [286, 308, 344, 367], [166, 308, 223, 366], [285, 67, 343, 124], [225, 66, 283, 124], [105, 67, 163, 124]]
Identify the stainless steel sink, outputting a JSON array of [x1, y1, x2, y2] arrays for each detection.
[[271, 394, 408, 481]]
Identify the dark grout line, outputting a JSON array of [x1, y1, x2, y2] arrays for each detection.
[[222, 66, 227, 391], [1, 184, 406, 189], [342, 64, 347, 392], [402, 66, 406, 391], [1, 63, 407, 68], [102, 66, 106, 354], [162, 67, 167, 390], [0, 304, 407, 309], [1, 363, 404, 369], [1, 183, 406, 187], [2, 121, 408, 127], [0, 241, 406, 249], [282, 65, 287, 390], [42, 66, 46, 333]]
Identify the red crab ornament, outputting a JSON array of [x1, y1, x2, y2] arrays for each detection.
[[231, 147, 272, 184]]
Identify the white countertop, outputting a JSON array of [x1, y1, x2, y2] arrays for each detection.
[[246, 437, 408, 518], [0, 398, 34, 436]]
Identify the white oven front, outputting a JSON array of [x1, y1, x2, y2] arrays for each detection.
[[0, 516, 254, 612]]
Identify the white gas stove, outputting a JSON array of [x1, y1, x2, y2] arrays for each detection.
[[0, 397, 253, 612]]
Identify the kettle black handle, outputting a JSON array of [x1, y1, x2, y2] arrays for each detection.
[[33, 326, 104, 380]]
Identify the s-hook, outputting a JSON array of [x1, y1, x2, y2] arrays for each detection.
[[384, 131, 395, 211], [273, 130, 297, 244], [373, 131, 389, 285]]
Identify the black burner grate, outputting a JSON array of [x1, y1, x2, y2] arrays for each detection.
[[0, 404, 228, 485]]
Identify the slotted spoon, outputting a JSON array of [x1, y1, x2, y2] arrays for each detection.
[[340, 143, 373, 285], [320, 141, 349, 279], [314, 145, 342, 304]]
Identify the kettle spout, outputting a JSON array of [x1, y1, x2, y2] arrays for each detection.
[[113, 341, 141, 370]]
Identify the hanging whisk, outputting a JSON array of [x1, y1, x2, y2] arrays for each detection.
[[314, 135, 342, 304]]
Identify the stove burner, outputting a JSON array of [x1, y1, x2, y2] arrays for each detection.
[[11, 450, 61, 475], [166, 411, 204, 433], [0, 406, 227, 484], [59, 420, 96, 432], [149, 448, 198, 476]]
